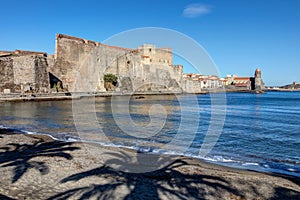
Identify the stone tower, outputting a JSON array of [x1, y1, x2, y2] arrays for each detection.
[[254, 68, 265, 90]]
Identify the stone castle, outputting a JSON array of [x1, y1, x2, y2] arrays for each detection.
[[0, 34, 264, 95], [0, 34, 183, 94]]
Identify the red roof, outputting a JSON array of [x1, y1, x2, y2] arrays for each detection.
[[234, 77, 251, 81], [234, 82, 250, 87]]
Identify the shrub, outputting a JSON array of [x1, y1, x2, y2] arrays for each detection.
[[104, 74, 118, 86]]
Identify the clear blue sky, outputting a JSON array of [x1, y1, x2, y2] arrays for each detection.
[[1, 0, 299, 86]]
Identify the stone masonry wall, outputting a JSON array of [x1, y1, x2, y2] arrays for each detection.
[[52, 34, 184, 93], [34, 56, 50, 93], [105, 46, 183, 93], [0, 55, 49, 93], [0, 57, 15, 93], [51, 34, 129, 92], [13, 56, 36, 88], [182, 78, 202, 93]]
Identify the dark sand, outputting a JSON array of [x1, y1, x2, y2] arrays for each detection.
[[0, 130, 299, 200]]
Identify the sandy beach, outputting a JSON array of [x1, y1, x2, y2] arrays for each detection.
[[0, 130, 299, 200]]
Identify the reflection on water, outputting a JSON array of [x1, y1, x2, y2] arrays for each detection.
[[73, 95, 185, 149], [0, 95, 187, 146], [0, 101, 76, 136]]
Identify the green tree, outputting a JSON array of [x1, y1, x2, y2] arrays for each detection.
[[104, 74, 118, 86]]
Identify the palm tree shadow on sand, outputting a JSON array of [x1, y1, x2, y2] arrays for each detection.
[[0, 129, 80, 183], [48, 150, 245, 200], [49, 149, 300, 200]]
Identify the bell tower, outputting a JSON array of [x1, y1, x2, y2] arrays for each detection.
[[254, 68, 265, 90]]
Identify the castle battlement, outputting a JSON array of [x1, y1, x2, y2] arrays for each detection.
[[56, 33, 132, 51], [0, 50, 47, 58], [14, 50, 47, 57]]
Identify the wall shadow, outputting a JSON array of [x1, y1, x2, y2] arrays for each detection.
[[49, 72, 63, 89]]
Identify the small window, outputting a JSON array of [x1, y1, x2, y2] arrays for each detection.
[[127, 61, 130, 64], [149, 48, 152, 52], [150, 59, 152, 62]]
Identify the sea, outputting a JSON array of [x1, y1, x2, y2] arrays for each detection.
[[0, 91, 299, 177]]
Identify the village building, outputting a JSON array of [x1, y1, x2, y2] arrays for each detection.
[[183, 74, 224, 90], [224, 69, 265, 91]]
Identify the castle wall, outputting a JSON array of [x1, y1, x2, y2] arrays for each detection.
[[53, 34, 183, 93], [105, 46, 183, 93], [34, 56, 50, 93], [154, 48, 172, 65], [0, 57, 15, 93], [182, 78, 201, 93], [51, 34, 129, 92], [13, 56, 36, 86], [0, 55, 49, 93]]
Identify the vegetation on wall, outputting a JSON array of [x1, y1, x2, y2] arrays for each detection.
[[104, 73, 118, 86], [103, 73, 118, 92]]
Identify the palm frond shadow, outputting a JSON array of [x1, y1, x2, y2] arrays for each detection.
[[0, 132, 79, 183], [49, 151, 244, 200], [0, 193, 16, 200]]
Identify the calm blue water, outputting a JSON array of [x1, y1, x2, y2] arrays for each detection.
[[0, 92, 299, 177]]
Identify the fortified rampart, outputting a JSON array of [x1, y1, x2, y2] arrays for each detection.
[[0, 51, 49, 93], [0, 33, 265, 96], [49, 34, 130, 92], [50, 34, 183, 93]]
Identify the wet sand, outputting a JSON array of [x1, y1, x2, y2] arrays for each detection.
[[0, 130, 299, 200]]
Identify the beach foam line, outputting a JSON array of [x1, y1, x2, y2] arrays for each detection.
[[0, 124, 77, 142], [1, 124, 299, 178]]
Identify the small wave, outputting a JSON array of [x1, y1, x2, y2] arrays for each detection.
[[242, 162, 259, 166], [247, 154, 300, 165], [21, 130, 38, 135], [1, 124, 299, 178], [194, 155, 237, 163], [0, 125, 77, 142], [0, 125, 25, 134], [0, 125, 9, 129]]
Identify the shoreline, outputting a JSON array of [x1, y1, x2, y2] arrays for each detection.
[[1, 126, 299, 179], [0, 130, 299, 199], [1, 89, 299, 103]]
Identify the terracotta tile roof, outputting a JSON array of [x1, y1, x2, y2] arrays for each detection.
[[234, 77, 251, 81]]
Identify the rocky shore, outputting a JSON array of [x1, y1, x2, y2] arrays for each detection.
[[0, 130, 299, 200]]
